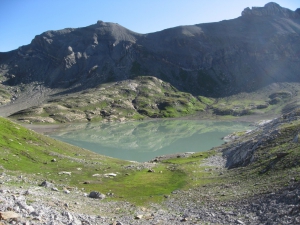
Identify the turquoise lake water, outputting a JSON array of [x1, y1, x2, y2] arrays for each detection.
[[48, 119, 252, 162]]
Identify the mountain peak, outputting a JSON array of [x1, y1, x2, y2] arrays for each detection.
[[242, 2, 300, 18]]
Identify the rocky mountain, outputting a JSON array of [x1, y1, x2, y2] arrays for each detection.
[[0, 2, 299, 100]]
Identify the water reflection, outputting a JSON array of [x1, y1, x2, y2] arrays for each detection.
[[49, 119, 251, 162]]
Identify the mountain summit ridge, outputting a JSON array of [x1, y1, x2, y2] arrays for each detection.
[[0, 2, 299, 101], [242, 2, 300, 18]]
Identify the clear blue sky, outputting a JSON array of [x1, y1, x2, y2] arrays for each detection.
[[0, 0, 298, 52]]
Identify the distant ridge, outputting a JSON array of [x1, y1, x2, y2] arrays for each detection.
[[0, 2, 299, 98], [242, 2, 300, 18]]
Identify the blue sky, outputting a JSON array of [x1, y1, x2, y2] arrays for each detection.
[[0, 0, 298, 52]]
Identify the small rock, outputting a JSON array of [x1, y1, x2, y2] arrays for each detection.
[[23, 190, 30, 195], [135, 215, 143, 219], [88, 191, 106, 199], [148, 169, 155, 173], [236, 220, 245, 224], [51, 158, 57, 162], [51, 187, 59, 191], [58, 171, 72, 175], [0, 211, 20, 220], [92, 174, 101, 177], [104, 173, 117, 177], [26, 206, 35, 214], [40, 180, 54, 188], [181, 217, 188, 221]]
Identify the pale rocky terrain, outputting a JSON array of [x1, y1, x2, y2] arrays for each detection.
[[0, 157, 299, 225]]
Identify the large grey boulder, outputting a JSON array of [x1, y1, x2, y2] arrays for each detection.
[[88, 191, 106, 199]]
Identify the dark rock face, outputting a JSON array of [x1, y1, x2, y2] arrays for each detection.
[[242, 2, 300, 18], [1, 3, 300, 97]]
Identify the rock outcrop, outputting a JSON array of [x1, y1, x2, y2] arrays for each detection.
[[242, 2, 300, 18], [222, 108, 300, 169]]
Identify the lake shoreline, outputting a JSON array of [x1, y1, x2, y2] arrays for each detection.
[[26, 119, 253, 162], [24, 112, 279, 135]]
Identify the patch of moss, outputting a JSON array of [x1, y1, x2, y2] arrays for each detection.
[[0, 88, 10, 98], [198, 96, 214, 105]]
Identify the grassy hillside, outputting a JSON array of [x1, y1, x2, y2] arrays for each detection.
[[0, 117, 215, 204], [8, 77, 209, 123], [8, 78, 300, 124], [1, 109, 300, 207], [0, 86, 11, 105]]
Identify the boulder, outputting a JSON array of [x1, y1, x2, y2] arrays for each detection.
[[0, 211, 20, 220], [40, 180, 54, 188], [88, 191, 106, 199]]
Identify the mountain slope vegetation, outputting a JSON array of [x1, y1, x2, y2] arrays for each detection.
[[6, 79, 300, 123], [1, 107, 300, 223]]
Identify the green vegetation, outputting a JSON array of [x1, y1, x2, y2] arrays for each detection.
[[101, 165, 186, 203], [9, 76, 210, 123], [0, 117, 192, 205], [197, 96, 214, 105], [0, 87, 11, 105], [0, 88, 10, 97], [211, 85, 300, 116], [218, 121, 300, 201], [7, 80, 300, 124], [2, 110, 300, 206]]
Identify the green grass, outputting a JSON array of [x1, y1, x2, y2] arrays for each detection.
[[0, 88, 10, 98], [0, 117, 197, 205], [2, 108, 300, 207], [10, 80, 300, 124], [9, 77, 210, 123], [0, 116, 233, 205], [99, 165, 186, 204], [197, 96, 214, 105]]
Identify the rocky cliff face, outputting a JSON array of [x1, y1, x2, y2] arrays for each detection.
[[0, 2, 300, 97], [242, 2, 300, 18]]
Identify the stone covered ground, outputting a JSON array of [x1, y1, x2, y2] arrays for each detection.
[[0, 161, 299, 225]]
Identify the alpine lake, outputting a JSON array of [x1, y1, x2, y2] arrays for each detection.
[[34, 119, 253, 162]]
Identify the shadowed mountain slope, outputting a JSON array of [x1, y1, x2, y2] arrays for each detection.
[[0, 3, 299, 100]]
